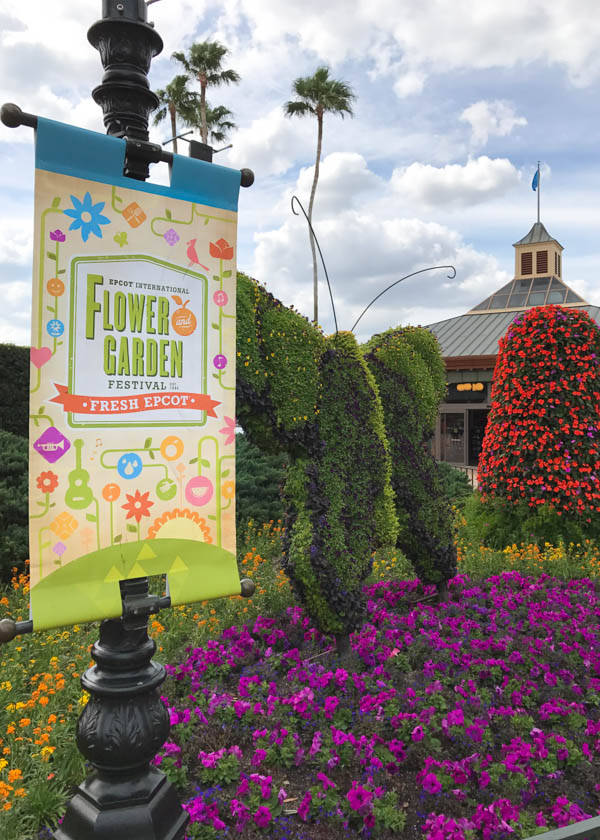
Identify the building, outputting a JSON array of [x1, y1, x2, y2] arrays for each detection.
[[426, 221, 600, 479]]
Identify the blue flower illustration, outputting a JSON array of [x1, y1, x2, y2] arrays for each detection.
[[63, 192, 110, 242]]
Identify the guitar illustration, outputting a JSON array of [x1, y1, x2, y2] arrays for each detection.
[[65, 439, 94, 510]]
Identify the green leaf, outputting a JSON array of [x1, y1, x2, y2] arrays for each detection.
[[85, 513, 97, 522], [208, 514, 216, 520], [222, 270, 232, 278], [148, 450, 155, 460], [221, 470, 230, 478], [144, 437, 152, 449], [58, 269, 65, 275], [47, 251, 57, 260], [114, 534, 122, 543], [51, 197, 61, 208], [39, 406, 45, 414], [126, 523, 137, 533], [200, 459, 211, 468], [46, 306, 55, 313], [211, 322, 220, 330], [36, 500, 47, 508], [212, 372, 219, 380], [204, 217, 210, 225], [213, 275, 221, 283], [165, 209, 172, 220], [189, 457, 198, 464]]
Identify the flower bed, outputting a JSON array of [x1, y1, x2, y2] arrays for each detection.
[[159, 571, 600, 839]]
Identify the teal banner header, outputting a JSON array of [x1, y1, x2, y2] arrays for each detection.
[[35, 117, 241, 212]]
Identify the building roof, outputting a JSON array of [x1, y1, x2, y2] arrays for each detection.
[[513, 221, 562, 248], [427, 304, 600, 358], [468, 275, 586, 314]]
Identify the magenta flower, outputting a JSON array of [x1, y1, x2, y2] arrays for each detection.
[[317, 772, 336, 791], [251, 748, 267, 767], [49, 229, 66, 242], [422, 772, 442, 794], [412, 724, 425, 741], [347, 785, 373, 811], [298, 791, 312, 821], [253, 806, 272, 828]]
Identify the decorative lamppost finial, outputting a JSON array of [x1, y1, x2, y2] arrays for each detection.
[[87, 0, 163, 178]]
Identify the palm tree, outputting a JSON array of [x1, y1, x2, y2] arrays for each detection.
[[181, 102, 236, 145], [153, 74, 197, 153], [172, 42, 240, 145], [284, 67, 356, 325]]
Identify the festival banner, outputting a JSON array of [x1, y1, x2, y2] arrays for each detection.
[[28, 118, 240, 630]]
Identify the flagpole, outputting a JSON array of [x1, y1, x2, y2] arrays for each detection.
[[537, 161, 540, 223]]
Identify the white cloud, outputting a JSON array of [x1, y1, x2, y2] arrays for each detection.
[[224, 1, 600, 93], [393, 69, 426, 98], [460, 100, 527, 146], [249, 155, 510, 337], [391, 156, 521, 208]]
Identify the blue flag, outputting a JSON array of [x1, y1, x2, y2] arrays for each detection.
[[532, 169, 539, 191]]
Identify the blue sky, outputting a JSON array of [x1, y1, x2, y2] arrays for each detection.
[[1, 0, 600, 345]]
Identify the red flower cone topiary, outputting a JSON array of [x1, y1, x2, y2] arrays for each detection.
[[478, 305, 600, 523]]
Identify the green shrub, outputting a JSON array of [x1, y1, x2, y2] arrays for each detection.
[[436, 461, 473, 509], [0, 343, 29, 438], [462, 490, 600, 551], [0, 429, 29, 579], [235, 433, 286, 536]]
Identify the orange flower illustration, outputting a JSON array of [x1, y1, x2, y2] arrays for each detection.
[[50, 512, 78, 540], [36, 471, 59, 494], [102, 483, 121, 502], [122, 490, 154, 523], [209, 238, 234, 260], [221, 480, 235, 500], [147, 508, 211, 543]]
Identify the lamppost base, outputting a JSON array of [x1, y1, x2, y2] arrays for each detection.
[[54, 765, 188, 840]]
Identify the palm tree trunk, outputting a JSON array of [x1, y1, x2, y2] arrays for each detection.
[[200, 78, 208, 145], [169, 103, 178, 154], [307, 112, 323, 325]]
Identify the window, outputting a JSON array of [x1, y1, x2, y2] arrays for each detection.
[[556, 253, 561, 276], [521, 252, 532, 275], [536, 250, 548, 273]]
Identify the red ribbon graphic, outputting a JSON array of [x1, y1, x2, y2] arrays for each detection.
[[50, 383, 220, 417]]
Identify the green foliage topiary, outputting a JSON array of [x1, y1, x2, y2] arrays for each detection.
[[363, 328, 457, 586], [0, 429, 29, 580], [236, 273, 452, 636]]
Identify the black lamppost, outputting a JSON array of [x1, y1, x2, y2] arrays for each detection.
[[0, 2, 255, 838], [52, 3, 188, 838], [0, 1, 254, 834]]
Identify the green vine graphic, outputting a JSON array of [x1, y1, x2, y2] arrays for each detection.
[[149, 201, 236, 238], [31, 199, 64, 394], [212, 256, 235, 391], [195, 435, 233, 548]]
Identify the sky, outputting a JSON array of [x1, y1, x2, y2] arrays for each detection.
[[2, 0, 600, 345]]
